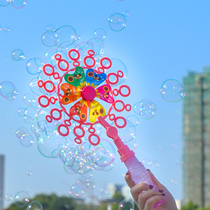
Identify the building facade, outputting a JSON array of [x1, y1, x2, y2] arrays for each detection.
[[0, 155, 4, 210], [183, 68, 210, 207]]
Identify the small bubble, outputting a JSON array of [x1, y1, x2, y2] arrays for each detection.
[[108, 12, 127, 32], [14, 191, 29, 207], [5, 193, 13, 201], [118, 199, 134, 210], [26, 58, 43, 75], [171, 179, 178, 184], [160, 79, 185, 102], [94, 28, 106, 40], [11, 49, 25, 61], [3, 26, 10, 32], [26, 170, 32, 176], [126, 115, 140, 127], [46, 24, 55, 32], [69, 183, 85, 197], [122, 10, 129, 16], [0, 81, 18, 100], [26, 201, 43, 210]]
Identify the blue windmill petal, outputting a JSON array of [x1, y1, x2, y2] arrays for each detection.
[[85, 69, 107, 87]]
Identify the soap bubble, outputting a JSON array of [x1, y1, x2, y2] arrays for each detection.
[[46, 24, 55, 32], [69, 183, 85, 197], [26, 170, 32, 176], [0, 0, 10, 7], [14, 191, 29, 207], [160, 79, 185, 102], [29, 77, 42, 96], [134, 99, 157, 120], [118, 199, 135, 210], [87, 37, 105, 56], [3, 26, 10, 32], [11, 49, 25, 61], [41, 31, 56, 47], [19, 132, 34, 147], [54, 25, 77, 46], [26, 58, 43, 75], [0, 81, 18, 100], [23, 93, 37, 106], [126, 115, 140, 127], [11, 0, 27, 9], [16, 127, 28, 138], [94, 28, 106, 40], [5, 193, 13, 201], [171, 179, 178, 184], [26, 201, 43, 210], [24, 106, 38, 124], [108, 13, 126, 32], [16, 107, 25, 117], [89, 138, 116, 168], [122, 10, 129, 16]]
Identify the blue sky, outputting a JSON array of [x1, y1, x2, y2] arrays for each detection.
[[1, 0, 210, 208]]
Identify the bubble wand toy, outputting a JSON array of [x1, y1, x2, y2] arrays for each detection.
[[37, 49, 166, 208]]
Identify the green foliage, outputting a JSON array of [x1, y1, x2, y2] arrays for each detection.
[[181, 201, 210, 210]]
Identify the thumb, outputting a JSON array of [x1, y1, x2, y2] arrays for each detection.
[[147, 169, 165, 190]]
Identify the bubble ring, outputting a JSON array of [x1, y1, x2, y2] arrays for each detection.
[[117, 70, 124, 78], [64, 120, 71, 126], [88, 127, 96, 133], [53, 72, 60, 79], [119, 85, 130, 97], [58, 59, 69, 71], [73, 126, 85, 138], [107, 73, 119, 85], [73, 61, 80, 67], [37, 80, 44, 87], [46, 115, 53, 123], [112, 89, 119, 96], [58, 124, 69, 136], [55, 54, 62, 60], [68, 49, 80, 61], [50, 97, 57, 104], [84, 56, 96, 68], [109, 113, 116, 121], [74, 138, 82, 144], [97, 67, 105, 73], [113, 100, 125, 112], [88, 134, 100, 146], [87, 50, 95, 56], [50, 108, 62, 120], [114, 116, 127, 128], [38, 95, 50, 108], [38, 80, 56, 93], [43, 64, 54, 76], [100, 57, 112, 69], [125, 104, 131, 111]]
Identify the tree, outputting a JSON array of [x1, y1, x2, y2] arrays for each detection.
[[181, 201, 199, 210]]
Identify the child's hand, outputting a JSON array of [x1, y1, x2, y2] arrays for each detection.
[[125, 169, 178, 210]]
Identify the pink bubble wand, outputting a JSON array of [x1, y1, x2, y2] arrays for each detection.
[[37, 49, 165, 208]]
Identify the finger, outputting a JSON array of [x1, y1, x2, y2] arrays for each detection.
[[147, 169, 165, 191], [130, 183, 150, 202], [138, 189, 163, 210], [125, 171, 135, 188], [144, 194, 165, 210]]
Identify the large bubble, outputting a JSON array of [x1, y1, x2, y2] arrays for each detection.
[[26, 58, 43, 75], [160, 79, 185, 102], [134, 99, 157, 120], [0, 81, 18, 100], [26, 201, 43, 210], [0, 0, 10, 7], [14, 191, 29, 207], [108, 13, 126, 32], [11, 0, 27, 9]]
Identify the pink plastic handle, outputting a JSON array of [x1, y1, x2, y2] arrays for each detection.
[[97, 116, 166, 208]]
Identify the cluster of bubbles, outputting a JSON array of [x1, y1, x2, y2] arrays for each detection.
[[108, 11, 129, 32], [0, 0, 27, 9], [11, 49, 25, 61], [134, 99, 157, 120], [0, 25, 10, 32], [160, 79, 185, 102], [0, 81, 18, 101], [16, 127, 34, 147]]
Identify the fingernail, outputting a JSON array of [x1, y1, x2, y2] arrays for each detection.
[[148, 185, 153, 189], [126, 171, 130, 176], [147, 169, 151, 172], [159, 190, 164, 193], [161, 193, 165, 196]]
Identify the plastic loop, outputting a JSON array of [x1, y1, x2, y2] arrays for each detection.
[[113, 100, 125, 112], [43, 64, 55, 76], [58, 124, 69, 136], [125, 104, 132, 111], [109, 114, 116, 121], [68, 49, 80, 61], [97, 67, 105, 73], [84, 56, 96, 68], [73, 61, 80, 67], [87, 50, 95, 56], [39, 80, 56, 93], [112, 89, 119, 96], [107, 73, 119, 85], [50, 97, 57, 104], [73, 126, 85, 138], [55, 54, 61, 60], [46, 115, 52, 123], [88, 127, 95, 133], [64, 120, 71, 126], [88, 134, 100, 146], [74, 138, 82, 144], [50, 108, 62, 120], [38, 95, 50, 108], [100, 57, 112, 69], [58, 59, 69, 71], [114, 116, 127, 128], [53, 72, 60, 79], [119, 85, 131, 97], [37, 80, 44, 88], [117, 70, 124, 78]]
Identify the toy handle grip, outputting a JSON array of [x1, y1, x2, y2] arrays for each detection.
[[124, 155, 166, 208]]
